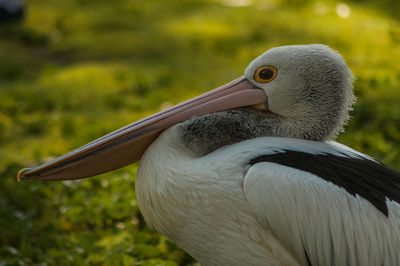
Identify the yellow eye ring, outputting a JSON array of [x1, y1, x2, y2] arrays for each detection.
[[254, 66, 277, 83]]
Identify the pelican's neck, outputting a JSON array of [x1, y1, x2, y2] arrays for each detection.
[[176, 107, 331, 157]]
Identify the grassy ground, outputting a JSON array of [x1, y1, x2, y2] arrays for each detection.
[[0, 0, 399, 265]]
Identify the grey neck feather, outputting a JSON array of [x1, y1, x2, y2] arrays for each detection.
[[177, 106, 338, 157], [177, 108, 278, 156]]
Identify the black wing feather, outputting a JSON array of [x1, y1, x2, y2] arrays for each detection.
[[250, 150, 400, 216]]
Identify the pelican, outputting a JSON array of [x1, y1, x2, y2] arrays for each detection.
[[18, 44, 400, 265]]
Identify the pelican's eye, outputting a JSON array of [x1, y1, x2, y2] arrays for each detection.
[[254, 66, 277, 83]]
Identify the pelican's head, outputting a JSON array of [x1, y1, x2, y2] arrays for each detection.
[[18, 44, 355, 181], [176, 45, 355, 156], [244, 44, 354, 140]]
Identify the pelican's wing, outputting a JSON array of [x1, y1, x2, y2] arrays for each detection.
[[243, 140, 400, 266]]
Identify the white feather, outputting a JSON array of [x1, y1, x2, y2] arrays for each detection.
[[244, 162, 400, 266], [136, 126, 400, 265]]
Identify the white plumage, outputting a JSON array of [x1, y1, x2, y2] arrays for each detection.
[[137, 127, 400, 265]]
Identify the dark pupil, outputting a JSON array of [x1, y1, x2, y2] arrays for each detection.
[[259, 68, 274, 80]]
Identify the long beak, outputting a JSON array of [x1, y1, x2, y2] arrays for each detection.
[[18, 76, 267, 181]]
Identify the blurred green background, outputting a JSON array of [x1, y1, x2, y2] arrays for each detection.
[[0, 0, 399, 265]]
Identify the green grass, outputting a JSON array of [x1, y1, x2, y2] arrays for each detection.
[[1, 0, 399, 264]]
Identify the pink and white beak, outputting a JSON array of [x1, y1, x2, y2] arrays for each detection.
[[18, 76, 267, 181]]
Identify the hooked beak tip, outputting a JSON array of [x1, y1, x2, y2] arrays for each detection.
[[17, 168, 31, 182]]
